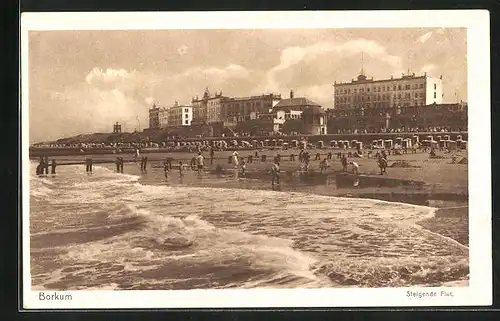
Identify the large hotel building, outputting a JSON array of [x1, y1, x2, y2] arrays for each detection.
[[333, 71, 443, 116], [191, 88, 281, 124], [148, 102, 193, 129]]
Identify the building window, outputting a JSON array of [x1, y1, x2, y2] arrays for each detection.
[[367, 88, 370, 92], [434, 92, 437, 99], [434, 83, 437, 90], [398, 84, 401, 90], [420, 92, 424, 98], [398, 93, 401, 99], [420, 84, 424, 89], [185, 119, 189, 125], [415, 92, 418, 98], [354, 89, 357, 93], [393, 85, 397, 90]]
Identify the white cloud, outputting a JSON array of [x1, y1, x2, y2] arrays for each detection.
[[420, 64, 437, 73], [85, 68, 137, 85], [179, 64, 250, 80], [417, 32, 433, 43], [260, 39, 402, 102], [145, 96, 155, 105]]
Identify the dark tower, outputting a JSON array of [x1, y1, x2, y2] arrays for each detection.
[[113, 122, 122, 133]]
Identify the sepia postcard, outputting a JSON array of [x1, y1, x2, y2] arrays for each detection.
[[21, 10, 491, 309]]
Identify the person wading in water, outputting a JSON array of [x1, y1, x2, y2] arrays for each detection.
[[85, 156, 93, 174], [50, 159, 57, 175], [377, 154, 388, 175], [44, 156, 50, 175], [271, 157, 280, 186], [196, 152, 204, 175]]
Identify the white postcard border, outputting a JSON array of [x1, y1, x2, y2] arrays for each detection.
[[21, 10, 491, 309]]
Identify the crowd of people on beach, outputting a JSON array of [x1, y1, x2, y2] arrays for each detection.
[[35, 136, 464, 191]]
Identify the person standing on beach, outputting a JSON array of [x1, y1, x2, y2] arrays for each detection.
[[179, 161, 185, 177], [341, 155, 348, 172], [350, 161, 360, 175], [119, 157, 124, 173], [196, 152, 204, 175], [377, 155, 387, 175], [163, 158, 170, 176], [232, 151, 239, 168], [210, 148, 215, 165], [240, 158, 246, 177], [134, 148, 140, 162], [271, 157, 280, 186], [320, 158, 328, 174], [50, 159, 57, 175], [143, 157, 148, 172]]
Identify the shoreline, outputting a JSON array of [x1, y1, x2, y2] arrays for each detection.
[[31, 153, 469, 247]]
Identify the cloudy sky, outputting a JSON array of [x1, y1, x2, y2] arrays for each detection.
[[28, 28, 466, 143]]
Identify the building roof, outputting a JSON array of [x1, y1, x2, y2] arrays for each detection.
[[334, 73, 432, 87], [274, 97, 321, 109], [302, 106, 325, 115]]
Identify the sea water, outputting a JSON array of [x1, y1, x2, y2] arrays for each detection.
[[29, 163, 469, 290]]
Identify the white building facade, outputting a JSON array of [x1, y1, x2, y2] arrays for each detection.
[[334, 72, 444, 115], [167, 102, 193, 127]]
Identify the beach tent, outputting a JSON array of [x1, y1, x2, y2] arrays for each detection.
[[395, 137, 403, 146], [271, 139, 277, 147], [412, 135, 419, 144], [402, 139, 410, 149], [384, 139, 393, 149], [283, 142, 289, 150], [436, 135, 442, 142], [259, 141, 265, 147], [438, 140, 447, 149], [317, 141, 324, 148], [252, 139, 258, 147], [377, 139, 384, 147], [300, 141, 307, 149], [426, 135, 433, 142], [231, 140, 238, 147], [277, 139, 284, 146], [264, 139, 270, 147], [448, 140, 457, 151], [355, 141, 363, 150], [291, 140, 299, 148], [444, 135, 450, 141], [330, 140, 338, 148], [458, 140, 467, 150], [350, 140, 358, 148], [430, 140, 439, 149]]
